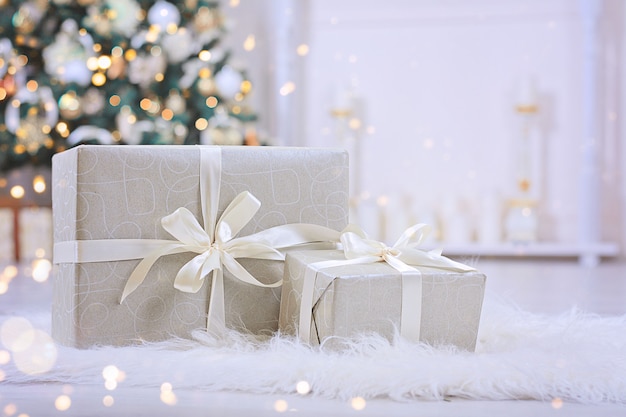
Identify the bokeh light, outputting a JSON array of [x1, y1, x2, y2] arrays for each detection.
[[296, 44, 309, 56], [55, 395, 71, 411], [12, 329, 58, 374], [243, 34, 255, 51], [102, 365, 120, 381], [1, 317, 34, 352], [10, 185, 25, 199], [350, 396, 367, 410], [551, 397, 563, 409], [31, 259, 52, 283], [32, 175, 46, 193], [160, 382, 177, 406], [103, 395, 114, 407], [296, 380, 311, 395], [3, 404, 17, 416], [279, 82, 296, 96], [274, 399, 288, 412]]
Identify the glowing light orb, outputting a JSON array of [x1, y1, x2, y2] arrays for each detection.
[[274, 399, 288, 412], [296, 380, 311, 395], [351, 396, 366, 410], [55, 395, 71, 411], [13, 330, 57, 375], [1, 317, 34, 352]]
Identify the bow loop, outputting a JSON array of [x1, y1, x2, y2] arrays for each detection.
[[161, 207, 212, 249], [341, 231, 388, 260], [215, 191, 261, 244], [392, 223, 431, 250], [174, 249, 222, 293]]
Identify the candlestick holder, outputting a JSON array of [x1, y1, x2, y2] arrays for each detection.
[[505, 77, 540, 243]]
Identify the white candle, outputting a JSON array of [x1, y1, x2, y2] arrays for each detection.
[[376, 195, 389, 243], [0, 208, 14, 262], [516, 76, 538, 108]]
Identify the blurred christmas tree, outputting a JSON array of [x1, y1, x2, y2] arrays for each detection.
[[0, 0, 260, 172]]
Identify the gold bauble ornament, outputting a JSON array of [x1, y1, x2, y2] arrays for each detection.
[[165, 91, 186, 115], [244, 127, 260, 146], [107, 54, 127, 79], [0, 74, 17, 100], [58, 92, 82, 120], [13, 8, 36, 34], [13, 0, 48, 34], [194, 7, 221, 33], [205, 124, 243, 146], [82, 88, 105, 115], [16, 112, 50, 155], [197, 78, 216, 96]]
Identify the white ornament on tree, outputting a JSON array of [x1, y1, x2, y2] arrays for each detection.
[[42, 19, 94, 86], [106, 0, 142, 37], [148, 0, 181, 29], [200, 106, 243, 145], [161, 28, 194, 63], [165, 90, 186, 115], [214, 65, 243, 99], [115, 111, 154, 145], [81, 88, 105, 116], [128, 52, 167, 89]]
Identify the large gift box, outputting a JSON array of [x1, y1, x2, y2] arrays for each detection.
[[52, 145, 348, 347], [279, 237, 486, 350]]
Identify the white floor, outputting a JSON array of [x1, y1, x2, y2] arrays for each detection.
[[2, 258, 626, 417]]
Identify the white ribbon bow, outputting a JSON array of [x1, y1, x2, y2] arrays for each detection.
[[340, 223, 474, 274], [122, 191, 283, 300]]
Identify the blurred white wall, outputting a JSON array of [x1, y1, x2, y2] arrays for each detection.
[[223, 0, 624, 258]]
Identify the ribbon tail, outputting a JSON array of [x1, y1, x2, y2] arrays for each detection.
[[298, 267, 319, 344], [223, 239, 285, 260], [393, 223, 431, 249], [120, 245, 189, 303], [248, 224, 342, 249], [174, 251, 221, 293], [221, 252, 282, 288], [206, 269, 226, 338], [398, 248, 476, 273]]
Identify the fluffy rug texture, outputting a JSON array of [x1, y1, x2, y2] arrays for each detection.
[[3, 292, 626, 404]]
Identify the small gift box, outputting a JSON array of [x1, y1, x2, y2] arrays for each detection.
[[279, 225, 486, 351], [52, 145, 348, 347]]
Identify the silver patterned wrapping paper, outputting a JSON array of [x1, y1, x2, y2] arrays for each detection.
[[52, 145, 349, 348], [279, 250, 486, 351]]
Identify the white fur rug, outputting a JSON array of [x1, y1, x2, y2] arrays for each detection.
[[2, 292, 626, 405]]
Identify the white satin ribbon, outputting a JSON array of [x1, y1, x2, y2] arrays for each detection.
[[53, 146, 342, 336], [297, 223, 476, 344]]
